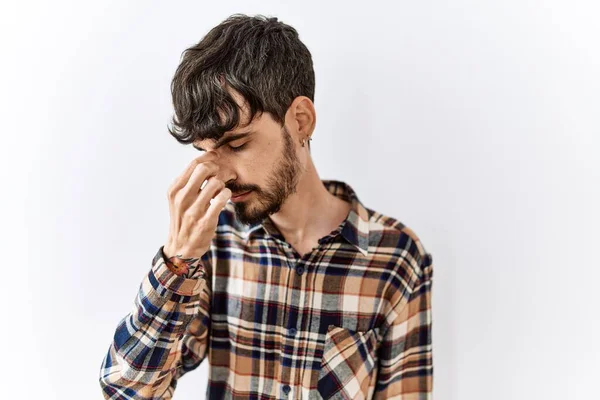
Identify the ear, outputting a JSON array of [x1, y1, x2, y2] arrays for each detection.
[[286, 96, 316, 139]]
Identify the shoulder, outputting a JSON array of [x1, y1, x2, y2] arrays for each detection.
[[366, 207, 433, 277]]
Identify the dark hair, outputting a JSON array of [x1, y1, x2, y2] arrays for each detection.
[[167, 14, 315, 148]]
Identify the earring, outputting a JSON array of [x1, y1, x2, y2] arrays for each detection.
[[301, 136, 312, 147]]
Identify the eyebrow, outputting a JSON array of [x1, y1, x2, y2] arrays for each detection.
[[193, 131, 253, 152]]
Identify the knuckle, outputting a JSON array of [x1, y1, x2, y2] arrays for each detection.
[[207, 177, 224, 189], [195, 163, 209, 175], [173, 195, 184, 208], [182, 211, 196, 223], [168, 182, 180, 194], [203, 161, 218, 169]]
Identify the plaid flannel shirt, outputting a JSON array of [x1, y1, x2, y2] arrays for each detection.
[[100, 179, 434, 399]]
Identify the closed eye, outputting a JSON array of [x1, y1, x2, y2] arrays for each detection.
[[229, 143, 247, 152]]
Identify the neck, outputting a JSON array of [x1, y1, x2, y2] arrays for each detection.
[[268, 158, 347, 244]]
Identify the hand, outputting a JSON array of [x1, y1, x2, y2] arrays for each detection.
[[163, 151, 231, 276]]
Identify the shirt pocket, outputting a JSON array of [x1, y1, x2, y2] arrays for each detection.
[[317, 324, 381, 400]]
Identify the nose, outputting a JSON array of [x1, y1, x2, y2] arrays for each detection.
[[209, 151, 235, 185]]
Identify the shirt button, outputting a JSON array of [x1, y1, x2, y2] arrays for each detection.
[[289, 327, 297, 336], [295, 266, 304, 275], [282, 384, 291, 394]]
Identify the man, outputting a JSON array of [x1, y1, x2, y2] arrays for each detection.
[[99, 13, 433, 400]]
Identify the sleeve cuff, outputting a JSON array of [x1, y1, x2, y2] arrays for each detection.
[[149, 246, 208, 298]]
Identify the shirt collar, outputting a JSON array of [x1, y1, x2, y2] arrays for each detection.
[[246, 179, 370, 256]]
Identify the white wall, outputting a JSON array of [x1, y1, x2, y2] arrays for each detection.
[[1, 1, 598, 399]]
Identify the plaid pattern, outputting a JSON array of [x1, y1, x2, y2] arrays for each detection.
[[100, 179, 434, 399]]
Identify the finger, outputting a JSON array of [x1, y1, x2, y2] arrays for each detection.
[[203, 187, 232, 227], [169, 151, 219, 194], [180, 161, 220, 200], [188, 176, 225, 216], [169, 161, 219, 221]]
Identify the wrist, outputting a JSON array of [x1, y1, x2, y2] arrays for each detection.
[[161, 246, 206, 277]]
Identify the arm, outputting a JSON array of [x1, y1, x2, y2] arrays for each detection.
[[375, 253, 434, 399], [99, 245, 213, 400]]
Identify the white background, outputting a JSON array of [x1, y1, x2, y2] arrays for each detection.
[[1, 1, 598, 399]]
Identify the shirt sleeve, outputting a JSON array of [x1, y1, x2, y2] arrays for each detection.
[[374, 252, 434, 399], [99, 245, 213, 400]]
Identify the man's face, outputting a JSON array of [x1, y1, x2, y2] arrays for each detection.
[[193, 108, 304, 226]]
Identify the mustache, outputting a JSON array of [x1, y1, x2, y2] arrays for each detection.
[[226, 185, 257, 194]]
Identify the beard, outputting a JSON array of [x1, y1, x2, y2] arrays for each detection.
[[230, 125, 303, 226]]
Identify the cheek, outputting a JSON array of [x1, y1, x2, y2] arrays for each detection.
[[232, 154, 262, 182], [238, 140, 279, 174], [246, 147, 273, 168]]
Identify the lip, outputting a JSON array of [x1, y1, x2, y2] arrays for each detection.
[[231, 190, 252, 202]]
